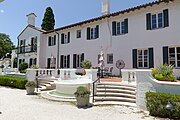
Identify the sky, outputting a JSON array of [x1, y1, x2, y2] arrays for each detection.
[[0, 0, 155, 45]]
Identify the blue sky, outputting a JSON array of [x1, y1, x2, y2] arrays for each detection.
[[0, 0, 154, 45]]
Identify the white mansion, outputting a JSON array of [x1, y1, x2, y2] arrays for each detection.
[[17, 0, 180, 75]]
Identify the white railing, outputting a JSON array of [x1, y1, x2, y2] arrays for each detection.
[[122, 69, 136, 83]]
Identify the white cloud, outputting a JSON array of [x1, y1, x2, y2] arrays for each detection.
[[0, 9, 4, 13]]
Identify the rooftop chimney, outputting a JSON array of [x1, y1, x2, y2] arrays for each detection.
[[26, 13, 37, 26], [102, 0, 110, 15]]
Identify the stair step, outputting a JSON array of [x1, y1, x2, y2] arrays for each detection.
[[97, 82, 136, 88], [93, 101, 137, 107], [96, 88, 136, 95], [94, 96, 136, 103], [95, 92, 136, 99], [97, 85, 136, 91]]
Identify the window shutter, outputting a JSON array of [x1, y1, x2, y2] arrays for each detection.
[[81, 53, 84, 63], [146, 13, 151, 30], [61, 34, 64, 44], [87, 27, 90, 40], [47, 58, 51, 68], [67, 55, 70, 68], [124, 18, 128, 34], [48, 36, 51, 46], [95, 25, 99, 38], [132, 49, 137, 68], [54, 35, 56, 45], [148, 48, 154, 68], [73, 54, 77, 68], [68, 32, 70, 43], [112, 21, 117, 35], [29, 58, 33, 67], [60, 55, 64, 68], [163, 9, 169, 27], [163, 46, 169, 64]]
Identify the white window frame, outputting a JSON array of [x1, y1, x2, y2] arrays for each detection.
[[116, 20, 125, 35], [151, 12, 164, 29], [76, 30, 81, 38], [169, 47, 180, 68], [137, 49, 149, 68]]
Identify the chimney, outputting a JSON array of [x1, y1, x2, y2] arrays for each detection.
[[102, 0, 110, 15], [26, 13, 37, 26]]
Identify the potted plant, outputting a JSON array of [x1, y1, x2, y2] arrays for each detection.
[[74, 86, 90, 108], [25, 81, 36, 95], [81, 60, 92, 69], [151, 64, 176, 82]]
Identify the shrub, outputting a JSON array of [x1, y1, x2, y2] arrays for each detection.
[[74, 86, 90, 97], [152, 64, 176, 81], [0, 65, 4, 68], [81, 60, 92, 69], [0, 75, 27, 89], [30, 65, 39, 69], [19, 62, 28, 73], [25, 81, 36, 87], [146, 92, 180, 119]]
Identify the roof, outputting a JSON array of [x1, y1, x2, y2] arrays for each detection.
[[26, 13, 37, 17], [44, 0, 174, 34], [18, 24, 46, 39]]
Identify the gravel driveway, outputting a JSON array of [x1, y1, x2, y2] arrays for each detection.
[[0, 86, 162, 120]]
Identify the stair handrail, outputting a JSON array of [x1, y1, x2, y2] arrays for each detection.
[[92, 77, 100, 103]]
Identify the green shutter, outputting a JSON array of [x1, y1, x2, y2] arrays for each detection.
[[132, 49, 137, 68], [163, 46, 169, 64], [81, 53, 84, 62], [61, 34, 64, 44], [67, 55, 70, 68], [73, 54, 77, 68], [48, 36, 51, 46], [96, 25, 99, 38], [87, 27, 90, 40], [124, 18, 128, 34], [148, 48, 154, 68], [54, 35, 56, 45], [112, 21, 116, 35], [68, 32, 70, 43], [163, 9, 169, 27], [60, 55, 64, 68], [146, 13, 151, 30]]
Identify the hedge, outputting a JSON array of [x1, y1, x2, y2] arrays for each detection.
[[0, 75, 27, 89], [146, 92, 180, 119]]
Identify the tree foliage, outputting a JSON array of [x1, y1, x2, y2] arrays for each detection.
[[41, 7, 55, 31], [0, 33, 13, 59]]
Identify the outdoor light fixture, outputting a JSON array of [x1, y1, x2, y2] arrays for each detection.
[[164, 102, 174, 110]]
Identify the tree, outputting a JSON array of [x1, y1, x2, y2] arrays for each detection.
[[0, 33, 14, 59], [41, 7, 55, 31]]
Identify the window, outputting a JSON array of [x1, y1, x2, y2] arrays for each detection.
[[61, 32, 70, 44], [77, 30, 81, 38], [29, 58, 37, 67], [48, 35, 56, 46], [137, 49, 148, 68], [20, 39, 26, 53], [87, 25, 99, 40], [107, 54, 113, 64], [60, 55, 70, 68], [146, 9, 169, 30], [73, 53, 84, 68], [112, 18, 128, 36], [169, 47, 180, 67]]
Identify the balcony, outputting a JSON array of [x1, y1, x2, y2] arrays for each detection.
[[16, 45, 37, 54]]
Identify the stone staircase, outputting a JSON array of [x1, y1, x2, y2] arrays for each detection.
[[36, 77, 58, 91], [93, 82, 136, 106]]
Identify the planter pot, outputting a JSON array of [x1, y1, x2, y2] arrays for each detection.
[[76, 94, 90, 108], [26, 86, 35, 95]]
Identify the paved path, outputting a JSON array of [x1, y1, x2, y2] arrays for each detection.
[[0, 86, 162, 120]]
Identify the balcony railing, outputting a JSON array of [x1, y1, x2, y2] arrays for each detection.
[[16, 45, 37, 54]]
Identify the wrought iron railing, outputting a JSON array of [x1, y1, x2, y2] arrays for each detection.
[[16, 45, 37, 54], [92, 77, 100, 103]]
